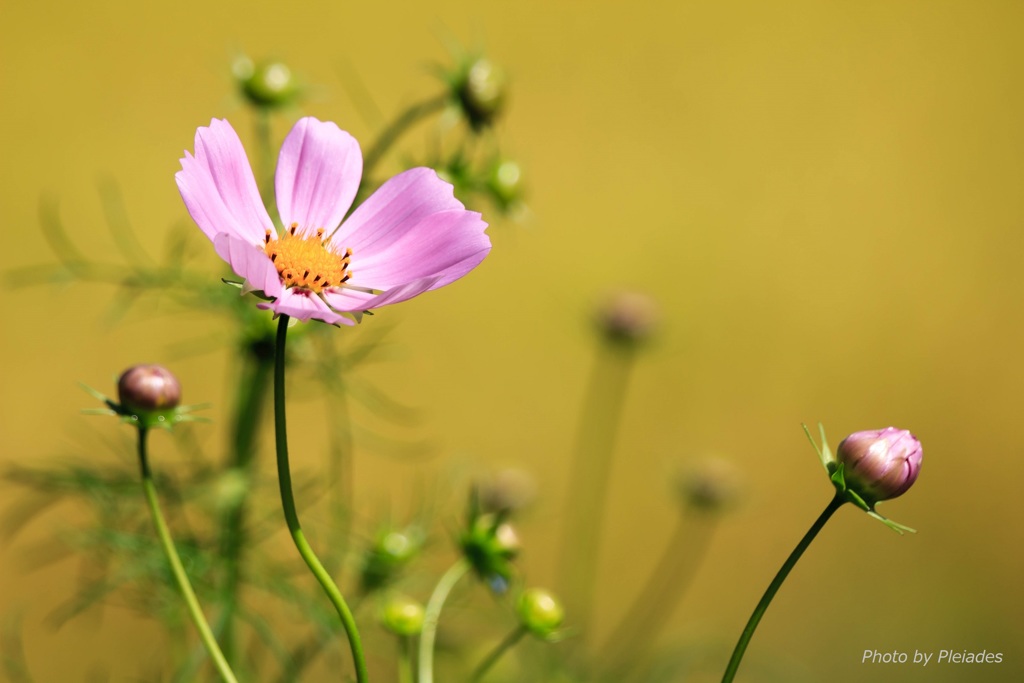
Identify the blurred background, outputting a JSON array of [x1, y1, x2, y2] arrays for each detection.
[[2, 1, 1023, 681]]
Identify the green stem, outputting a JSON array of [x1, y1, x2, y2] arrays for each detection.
[[274, 315, 368, 683], [720, 494, 845, 683], [601, 515, 716, 673], [418, 559, 471, 683], [136, 427, 239, 683], [357, 93, 449, 202], [397, 635, 414, 683], [217, 351, 274, 664], [557, 342, 637, 638], [470, 626, 527, 682], [254, 109, 276, 215]]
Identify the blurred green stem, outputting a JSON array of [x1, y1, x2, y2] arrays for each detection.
[[720, 494, 845, 683], [418, 558, 471, 683], [274, 315, 368, 683], [357, 93, 449, 203], [216, 349, 274, 665], [137, 427, 239, 683], [601, 514, 716, 673], [557, 341, 637, 639], [254, 109, 276, 213], [470, 626, 527, 682], [397, 635, 414, 683]]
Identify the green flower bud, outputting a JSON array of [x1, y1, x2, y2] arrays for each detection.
[[460, 513, 520, 585], [455, 58, 507, 130], [517, 588, 564, 638], [360, 527, 423, 592], [235, 57, 300, 109], [486, 158, 525, 212], [379, 594, 425, 637]]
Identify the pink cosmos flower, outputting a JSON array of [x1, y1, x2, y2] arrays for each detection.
[[176, 117, 490, 325]]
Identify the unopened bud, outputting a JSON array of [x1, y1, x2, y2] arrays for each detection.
[[493, 522, 521, 557], [235, 57, 300, 109], [596, 291, 659, 344], [486, 159, 524, 210], [460, 514, 521, 584], [836, 428, 922, 505], [478, 468, 536, 516], [360, 528, 423, 592], [117, 364, 181, 412], [379, 594, 425, 637], [456, 58, 507, 130], [678, 458, 742, 513], [517, 588, 564, 638]]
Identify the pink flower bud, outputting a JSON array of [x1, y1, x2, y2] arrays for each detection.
[[117, 364, 182, 413], [836, 428, 922, 505]]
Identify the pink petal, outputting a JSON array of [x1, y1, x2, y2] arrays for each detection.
[[337, 168, 469, 254], [346, 210, 490, 290], [213, 234, 282, 299], [176, 119, 273, 244], [275, 117, 362, 237], [260, 288, 354, 326], [325, 276, 444, 311]]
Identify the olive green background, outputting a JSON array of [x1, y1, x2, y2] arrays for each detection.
[[2, 1, 1023, 681]]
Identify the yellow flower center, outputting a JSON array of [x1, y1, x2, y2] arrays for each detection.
[[263, 224, 352, 294]]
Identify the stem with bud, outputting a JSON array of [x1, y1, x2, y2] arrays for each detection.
[[721, 493, 845, 683], [136, 426, 239, 683]]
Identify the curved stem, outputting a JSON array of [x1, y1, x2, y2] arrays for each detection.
[[356, 93, 449, 205], [274, 315, 369, 683], [721, 494, 845, 683], [136, 427, 239, 683], [470, 626, 527, 682], [418, 558, 471, 683]]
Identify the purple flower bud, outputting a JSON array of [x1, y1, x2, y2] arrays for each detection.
[[836, 428, 922, 505], [117, 364, 182, 413]]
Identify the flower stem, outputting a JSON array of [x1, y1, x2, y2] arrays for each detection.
[[357, 93, 449, 201], [136, 427, 239, 683], [397, 635, 414, 683], [217, 350, 274, 664], [558, 341, 637, 639], [254, 109, 276, 215], [470, 626, 527, 682], [418, 558, 471, 683], [274, 315, 368, 683], [720, 494, 845, 683], [600, 514, 716, 673]]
